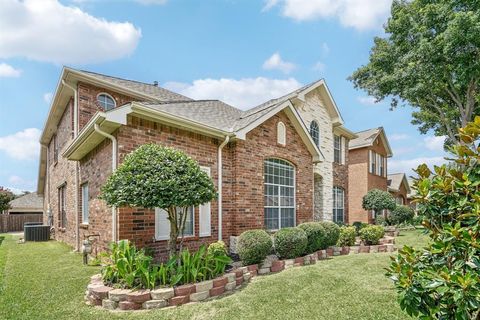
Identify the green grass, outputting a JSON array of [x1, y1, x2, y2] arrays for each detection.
[[0, 230, 428, 320]]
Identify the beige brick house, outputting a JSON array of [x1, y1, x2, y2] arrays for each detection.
[[347, 127, 393, 224], [37, 67, 354, 257]]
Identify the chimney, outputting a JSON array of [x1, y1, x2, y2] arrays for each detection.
[[153, 81, 158, 87]]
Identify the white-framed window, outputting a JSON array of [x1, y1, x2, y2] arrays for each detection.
[[97, 93, 116, 111], [396, 196, 404, 205], [199, 166, 212, 237], [310, 121, 320, 147], [155, 206, 194, 240], [264, 158, 295, 230], [81, 183, 89, 224], [333, 187, 344, 223], [277, 121, 286, 145], [58, 184, 66, 228], [379, 154, 385, 177], [334, 135, 341, 164]]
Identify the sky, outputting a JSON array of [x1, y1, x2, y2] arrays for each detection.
[[0, 0, 448, 193]]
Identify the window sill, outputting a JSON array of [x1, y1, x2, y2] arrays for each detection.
[[58, 227, 66, 232], [80, 223, 89, 229], [154, 235, 197, 242]]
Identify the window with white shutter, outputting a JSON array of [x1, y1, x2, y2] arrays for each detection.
[[155, 206, 194, 240], [199, 166, 212, 237]]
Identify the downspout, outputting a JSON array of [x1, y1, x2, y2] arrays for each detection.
[[217, 136, 230, 241], [94, 124, 118, 242], [62, 80, 80, 250]]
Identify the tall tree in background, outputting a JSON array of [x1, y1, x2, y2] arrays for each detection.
[[350, 0, 480, 147]]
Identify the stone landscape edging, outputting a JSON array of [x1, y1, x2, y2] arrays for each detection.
[[85, 242, 396, 311]]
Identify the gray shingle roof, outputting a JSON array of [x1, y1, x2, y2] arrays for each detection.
[[140, 100, 242, 132], [78, 70, 192, 102], [9, 193, 43, 210], [387, 173, 404, 190], [349, 127, 382, 149]]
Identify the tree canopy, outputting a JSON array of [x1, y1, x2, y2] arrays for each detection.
[[362, 189, 396, 217], [0, 187, 14, 213], [350, 0, 480, 147], [100, 144, 217, 255]]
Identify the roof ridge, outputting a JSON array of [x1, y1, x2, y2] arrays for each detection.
[[354, 127, 381, 134], [79, 69, 161, 88]]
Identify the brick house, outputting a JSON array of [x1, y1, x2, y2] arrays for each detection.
[[37, 67, 354, 258], [347, 127, 393, 224], [387, 173, 411, 207]]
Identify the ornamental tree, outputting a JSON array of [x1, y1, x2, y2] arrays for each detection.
[[100, 144, 217, 256], [350, 0, 480, 147], [387, 117, 480, 319], [362, 189, 396, 220], [0, 187, 14, 213]]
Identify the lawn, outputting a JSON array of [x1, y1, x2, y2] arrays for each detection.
[[0, 230, 429, 320]]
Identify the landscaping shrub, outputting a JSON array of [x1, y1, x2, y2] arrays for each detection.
[[388, 205, 414, 226], [362, 189, 396, 218], [273, 227, 308, 259], [412, 214, 424, 226], [352, 221, 368, 235], [101, 240, 232, 289], [318, 221, 340, 247], [297, 222, 326, 253], [336, 226, 356, 247], [359, 225, 385, 245], [387, 118, 480, 319], [237, 229, 273, 265], [207, 240, 228, 257], [375, 215, 387, 226]]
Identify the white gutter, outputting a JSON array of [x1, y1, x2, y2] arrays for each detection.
[[217, 136, 230, 241], [62, 80, 80, 250], [94, 124, 118, 242]]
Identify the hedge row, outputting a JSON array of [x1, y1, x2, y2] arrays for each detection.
[[237, 221, 341, 263]]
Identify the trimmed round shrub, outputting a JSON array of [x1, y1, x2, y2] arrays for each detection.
[[388, 205, 415, 225], [298, 222, 327, 253], [319, 221, 341, 247], [337, 226, 356, 247], [237, 229, 273, 265], [273, 227, 308, 259], [207, 240, 228, 257], [359, 225, 385, 245]]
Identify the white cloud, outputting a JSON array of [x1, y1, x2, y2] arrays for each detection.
[[357, 96, 377, 106], [43, 92, 53, 104], [424, 135, 446, 152], [0, 0, 141, 64], [262, 52, 296, 74], [262, 0, 279, 11], [390, 133, 409, 141], [0, 128, 41, 161], [388, 156, 446, 176], [0, 63, 21, 77], [312, 61, 326, 72], [7, 176, 35, 193], [264, 0, 392, 31], [164, 77, 302, 110]]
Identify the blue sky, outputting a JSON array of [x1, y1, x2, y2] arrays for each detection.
[[0, 0, 447, 193]]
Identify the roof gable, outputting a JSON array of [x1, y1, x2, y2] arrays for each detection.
[[349, 127, 393, 157], [387, 173, 411, 194]]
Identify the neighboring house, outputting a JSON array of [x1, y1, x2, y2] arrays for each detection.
[[387, 173, 411, 207], [347, 127, 393, 224], [7, 192, 44, 215], [37, 67, 353, 258]]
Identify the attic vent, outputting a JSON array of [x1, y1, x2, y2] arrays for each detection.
[[153, 81, 158, 87]]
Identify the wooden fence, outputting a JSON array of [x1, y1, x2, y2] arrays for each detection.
[[0, 214, 43, 233]]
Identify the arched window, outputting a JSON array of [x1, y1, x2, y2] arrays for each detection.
[[277, 121, 286, 145], [97, 93, 116, 111], [264, 158, 295, 230], [332, 187, 345, 223], [310, 120, 320, 147]]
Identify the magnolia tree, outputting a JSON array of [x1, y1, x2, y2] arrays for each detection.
[[100, 144, 217, 256], [362, 189, 396, 220], [387, 117, 480, 319]]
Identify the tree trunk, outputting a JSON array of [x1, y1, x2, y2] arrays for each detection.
[[167, 206, 178, 257]]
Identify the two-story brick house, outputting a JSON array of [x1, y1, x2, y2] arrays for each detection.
[[347, 127, 393, 224], [37, 67, 354, 257]]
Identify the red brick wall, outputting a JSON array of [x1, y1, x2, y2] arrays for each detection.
[[231, 112, 314, 235], [389, 182, 409, 206]]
